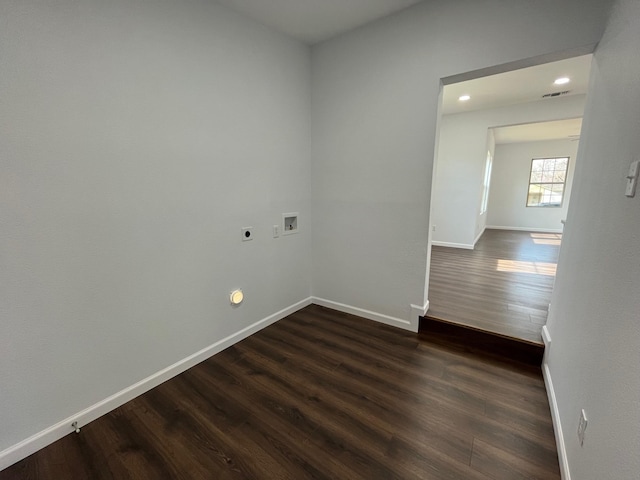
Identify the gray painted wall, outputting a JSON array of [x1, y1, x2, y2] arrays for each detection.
[[488, 139, 579, 232], [545, 0, 640, 477], [0, 0, 311, 453], [432, 96, 585, 247], [4, 0, 635, 477], [311, 0, 610, 320]]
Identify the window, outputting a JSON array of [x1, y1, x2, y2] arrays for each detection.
[[480, 150, 492, 214], [526, 157, 569, 207]]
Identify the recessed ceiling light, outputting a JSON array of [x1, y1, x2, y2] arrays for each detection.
[[459, 95, 471, 101], [554, 77, 570, 85]]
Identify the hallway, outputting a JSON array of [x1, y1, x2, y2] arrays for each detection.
[[428, 229, 561, 344]]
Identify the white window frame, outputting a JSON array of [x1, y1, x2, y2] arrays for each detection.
[[526, 157, 569, 208], [480, 150, 492, 215]]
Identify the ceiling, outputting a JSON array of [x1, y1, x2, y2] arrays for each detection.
[[214, 0, 424, 44], [492, 118, 583, 144], [213, 1, 590, 144], [442, 55, 593, 115]]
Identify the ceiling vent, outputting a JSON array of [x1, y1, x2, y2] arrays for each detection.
[[542, 90, 571, 98]]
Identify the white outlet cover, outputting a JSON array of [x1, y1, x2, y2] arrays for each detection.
[[241, 227, 253, 241], [625, 178, 637, 197]]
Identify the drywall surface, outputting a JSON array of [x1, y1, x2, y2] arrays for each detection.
[[475, 129, 495, 242], [0, 0, 311, 453], [311, 0, 609, 319], [487, 139, 579, 231], [431, 95, 585, 247], [545, 0, 640, 477]]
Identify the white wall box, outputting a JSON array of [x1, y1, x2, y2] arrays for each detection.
[[283, 213, 299, 235]]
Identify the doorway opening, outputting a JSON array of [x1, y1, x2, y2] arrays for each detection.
[[425, 54, 591, 345]]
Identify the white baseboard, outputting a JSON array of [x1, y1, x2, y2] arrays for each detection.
[[311, 297, 415, 332], [431, 241, 474, 250], [542, 325, 552, 347], [542, 328, 571, 480], [0, 297, 313, 472], [543, 364, 571, 480], [486, 226, 564, 234], [410, 301, 429, 330], [473, 227, 486, 247]]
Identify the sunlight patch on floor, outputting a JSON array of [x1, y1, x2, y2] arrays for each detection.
[[529, 233, 562, 246], [497, 259, 557, 276], [532, 238, 562, 245]]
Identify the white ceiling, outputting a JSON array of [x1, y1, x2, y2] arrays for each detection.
[[214, 0, 424, 44], [442, 55, 593, 115], [492, 118, 583, 144], [212, 1, 590, 144]]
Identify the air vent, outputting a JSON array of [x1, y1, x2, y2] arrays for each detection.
[[542, 90, 570, 98]]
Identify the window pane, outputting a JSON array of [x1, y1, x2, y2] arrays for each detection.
[[555, 158, 568, 170], [528, 158, 569, 207], [531, 159, 544, 176], [551, 184, 565, 205], [541, 185, 553, 205], [542, 170, 554, 182], [553, 170, 566, 182], [527, 184, 543, 206]]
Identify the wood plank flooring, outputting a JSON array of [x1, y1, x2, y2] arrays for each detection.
[[0, 305, 560, 479], [419, 317, 544, 367], [428, 229, 562, 345]]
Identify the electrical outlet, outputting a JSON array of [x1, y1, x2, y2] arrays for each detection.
[[432, 225, 436, 232], [241, 227, 253, 241], [577, 409, 588, 446], [273, 225, 280, 238]]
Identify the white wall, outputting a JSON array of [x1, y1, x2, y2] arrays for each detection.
[[0, 0, 311, 459], [487, 139, 579, 232], [311, 0, 609, 325], [476, 129, 496, 242], [431, 95, 585, 247], [0, 0, 622, 470], [544, 0, 640, 478]]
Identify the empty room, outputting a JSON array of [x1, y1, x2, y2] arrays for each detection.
[[1, 0, 638, 479], [428, 58, 588, 347]]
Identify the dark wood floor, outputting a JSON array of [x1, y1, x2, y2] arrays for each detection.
[[428, 229, 561, 345], [1, 304, 560, 479]]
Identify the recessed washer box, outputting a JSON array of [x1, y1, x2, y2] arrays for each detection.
[[282, 213, 299, 235]]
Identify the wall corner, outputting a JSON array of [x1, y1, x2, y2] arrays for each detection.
[[410, 301, 429, 332]]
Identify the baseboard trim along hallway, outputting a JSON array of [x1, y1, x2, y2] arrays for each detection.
[[2, 297, 561, 475], [1, 304, 561, 478], [311, 297, 416, 332], [486, 225, 563, 234], [0, 297, 313, 471], [430, 241, 475, 250], [541, 327, 571, 480], [542, 363, 570, 480]]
